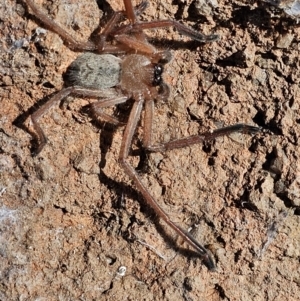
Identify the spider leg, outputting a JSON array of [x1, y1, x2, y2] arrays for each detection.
[[143, 121, 261, 152], [24, 0, 96, 51], [118, 1, 218, 43], [113, 20, 219, 43], [90, 97, 128, 125], [143, 99, 154, 148], [122, 0, 149, 24], [119, 98, 216, 270], [92, 1, 148, 52], [110, 34, 172, 62], [110, 2, 218, 55], [142, 95, 260, 152], [30, 86, 126, 155], [24, 0, 147, 53], [114, 34, 156, 55], [94, 11, 124, 52], [123, 0, 137, 24]]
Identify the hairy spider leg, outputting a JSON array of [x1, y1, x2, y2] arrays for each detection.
[[93, 1, 148, 51], [24, 0, 217, 54], [30, 86, 127, 155], [24, 0, 146, 53], [124, 0, 137, 24], [24, 0, 95, 51], [121, 96, 260, 270], [119, 98, 218, 270], [113, 20, 219, 43]]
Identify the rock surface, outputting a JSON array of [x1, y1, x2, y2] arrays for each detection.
[[0, 0, 299, 300]]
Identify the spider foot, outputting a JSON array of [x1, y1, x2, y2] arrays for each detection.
[[233, 124, 262, 135]]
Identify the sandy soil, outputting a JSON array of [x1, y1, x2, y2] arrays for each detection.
[[1, 0, 300, 300]]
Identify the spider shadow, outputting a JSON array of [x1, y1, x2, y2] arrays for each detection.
[[12, 91, 63, 154]]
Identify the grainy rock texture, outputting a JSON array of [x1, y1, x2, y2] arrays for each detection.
[[1, 0, 300, 300]]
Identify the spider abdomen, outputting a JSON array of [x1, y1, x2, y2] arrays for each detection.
[[65, 53, 121, 89]]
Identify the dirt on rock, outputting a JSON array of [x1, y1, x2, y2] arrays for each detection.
[[1, 0, 300, 300]]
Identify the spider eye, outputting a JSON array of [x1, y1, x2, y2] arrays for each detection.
[[155, 65, 163, 75], [153, 64, 164, 86]]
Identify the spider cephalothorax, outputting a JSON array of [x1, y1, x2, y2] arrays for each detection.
[[23, 0, 260, 270]]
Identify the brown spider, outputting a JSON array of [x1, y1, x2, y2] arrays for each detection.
[[23, 0, 260, 270]]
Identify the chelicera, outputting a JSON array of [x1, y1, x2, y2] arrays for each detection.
[[23, 0, 260, 270]]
